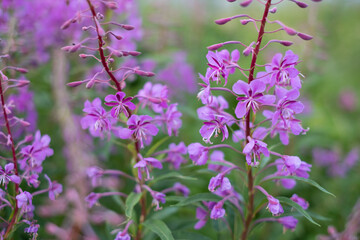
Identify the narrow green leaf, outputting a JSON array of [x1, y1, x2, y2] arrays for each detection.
[[143, 219, 175, 240], [125, 192, 142, 219], [146, 136, 169, 157], [151, 172, 197, 184], [173, 193, 221, 207], [277, 197, 320, 226], [263, 176, 335, 197]]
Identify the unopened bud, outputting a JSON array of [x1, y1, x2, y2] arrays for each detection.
[[283, 26, 297, 36], [240, 19, 251, 25], [97, 13, 104, 20], [135, 70, 155, 77], [243, 42, 255, 56], [67, 81, 84, 87], [14, 68, 28, 73], [207, 43, 224, 51], [70, 44, 81, 53], [227, 0, 237, 2], [129, 51, 141, 56], [292, 0, 308, 8], [61, 18, 74, 30], [86, 79, 96, 89], [16, 79, 30, 87], [120, 24, 135, 31], [79, 54, 88, 59], [279, 40, 293, 46], [270, 7, 277, 13], [297, 32, 313, 40], [240, 0, 253, 7], [19, 119, 30, 127], [215, 18, 232, 25], [24, 135, 33, 142]]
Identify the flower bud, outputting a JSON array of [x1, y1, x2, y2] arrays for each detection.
[[67, 81, 84, 87], [61, 18, 74, 30], [240, 19, 251, 25], [297, 32, 313, 40], [120, 24, 135, 30], [207, 43, 223, 51], [215, 18, 232, 25], [270, 7, 277, 13], [243, 42, 255, 56], [279, 40, 293, 46], [240, 0, 253, 7], [283, 26, 297, 36], [14, 67, 28, 73], [86, 79, 96, 89], [292, 0, 308, 8]]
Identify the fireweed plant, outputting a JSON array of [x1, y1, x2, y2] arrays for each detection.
[[62, 1, 188, 239], [183, 0, 334, 239], [0, 55, 62, 239]]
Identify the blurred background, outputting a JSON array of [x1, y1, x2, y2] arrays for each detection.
[[1, 0, 360, 239]]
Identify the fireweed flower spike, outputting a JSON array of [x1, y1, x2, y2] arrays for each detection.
[[0, 59, 60, 238], [61, 0, 186, 238], [187, 0, 323, 239]]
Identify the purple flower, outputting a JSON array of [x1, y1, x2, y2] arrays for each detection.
[[156, 103, 182, 136], [163, 142, 187, 169], [104, 91, 136, 118], [194, 207, 208, 229], [24, 220, 40, 235], [81, 98, 113, 137], [290, 194, 309, 210], [115, 232, 131, 240], [276, 216, 298, 231], [200, 115, 229, 144], [210, 201, 226, 219], [0, 163, 20, 188], [118, 115, 159, 148], [218, 49, 240, 74], [133, 154, 162, 180], [208, 174, 232, 192], [267, 195, 284, 216], [44, 174, 63, 200], [19, 130, 54, 172], [232, 79, 275, 119], [274, 156, 312, 189], [148, 190, 166, 211], [87, 166, 104, 187], [188, 143, 209, 165], [16, 191, 33, 213], [243, 136, 269, 166], [197, 73, 211, 104], [272, 87, 304, 126], [263, 50, 301, 89], [172, 183, 190, 197], [85, 192, 100, 208], [197, 95, 233, 122], [138, 82, 169, 113], [205, 51, 229, 85]]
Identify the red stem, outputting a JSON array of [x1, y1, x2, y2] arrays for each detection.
[[241, 1, 272, 240], [86, 0, 122, 92], [84, 2, 147, 237], [1, 76, 20, 237]]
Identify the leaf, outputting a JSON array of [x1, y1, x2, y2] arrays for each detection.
[[151, 172, 197, 184], [143, 219, 174, 240], [125, 192, 142, 219], [172, 231, 212, 240], [277, 197, 320, 226], [173, 193, 221, 207], [263, 176, 335, 197], [146, 136, 169, 157]]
